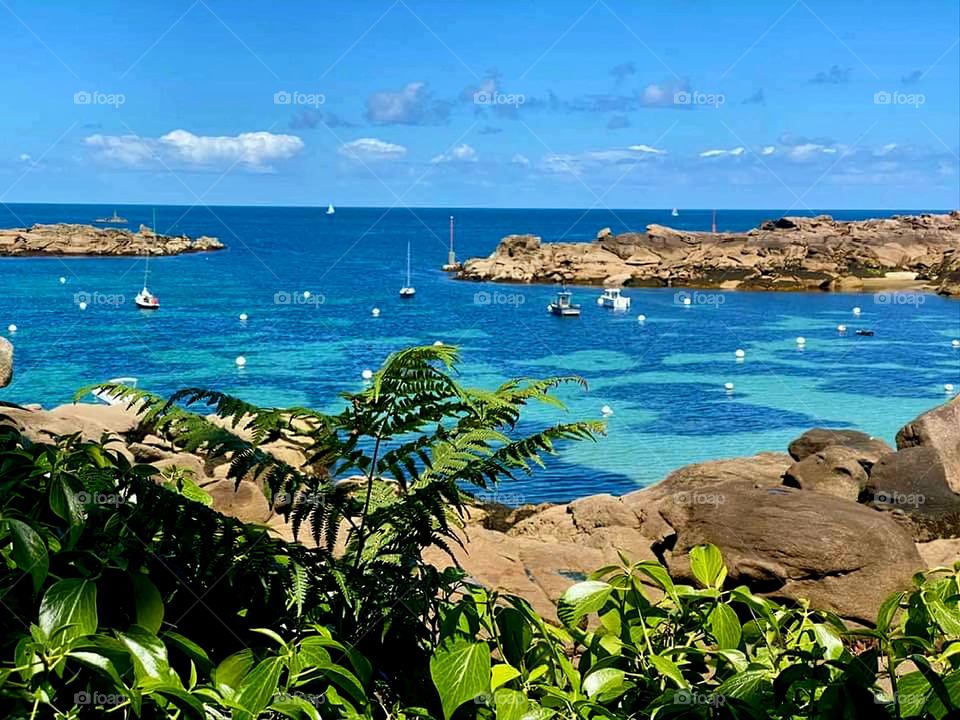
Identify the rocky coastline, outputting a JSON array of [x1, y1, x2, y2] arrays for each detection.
[[0, 223, 224, 256], [1, 341, 957, 626], [458, 212, 960, 296]]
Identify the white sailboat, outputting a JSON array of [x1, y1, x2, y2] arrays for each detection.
[[671, 208, 679, 217], [135, 210, 160, 310], [399, 242, 415, 298], [326, 204, 335, 215]]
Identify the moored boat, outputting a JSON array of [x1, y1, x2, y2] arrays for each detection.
[[548, 289, 581, 317], [597, 287, 631, 310]]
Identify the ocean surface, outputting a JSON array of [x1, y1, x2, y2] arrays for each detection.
[[1, 204, 958, 504]]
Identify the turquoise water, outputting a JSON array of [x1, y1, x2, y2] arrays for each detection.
[[1, 204, 958, 503]]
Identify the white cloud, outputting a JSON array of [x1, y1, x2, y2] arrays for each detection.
[[628, 144, 667, 155], [18, 153, 32, 162], [159, 130, 303, 169], [85, 130, 304, 171], [85, 134, 156, 166], [761, 146, 776, 156], [876, 143, 898, 156], [511, 153, 530, 167], [338, 137, 407, 161], [431, 143, 478, 164], [366, 82, 450, 125], [699, 146, 744, 158], [543, 145, 667, 175]]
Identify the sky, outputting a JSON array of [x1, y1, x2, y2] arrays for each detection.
[[0, 0, 958, 209]]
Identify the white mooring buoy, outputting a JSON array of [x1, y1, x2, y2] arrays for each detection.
[[952, 339, 960, 348], [302, 291, 311, 299], [361, 369, 373, 381], [235, 356, 247, 367], [78, 301, 88, 311], [601, 405, 614, 417], [724, 382, 734, 391], [371, 307, 380, 317], [637, 314, 646, 323], [239, 313, 248, 321], [7, 324, 16, 334], [796, 336, 806, 346], [852, 307, 862, 316], [735, 349, 746, 359], [945, 383, 955, 394], [59, 276, 66, 284], [837, 324, 847, 333]]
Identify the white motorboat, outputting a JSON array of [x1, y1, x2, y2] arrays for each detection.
[[548, 289, 581, 317], [597, 287, 631, 310], [91, 377, 138, 405]]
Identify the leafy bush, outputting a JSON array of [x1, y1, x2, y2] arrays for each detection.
[[0, 344, 956, 718], [430, 548, 960, 719]]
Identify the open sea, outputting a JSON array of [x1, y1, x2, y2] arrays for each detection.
[[1, 204, 958, 504]]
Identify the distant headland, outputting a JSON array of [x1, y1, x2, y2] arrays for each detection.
[[0, 223, 224, 257], [457, 212, 960, 296]]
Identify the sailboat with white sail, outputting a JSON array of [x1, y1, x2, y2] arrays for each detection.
[[135, 210, 160, 310], [399, 242, 415, 298], [326, 204, 335, 215]]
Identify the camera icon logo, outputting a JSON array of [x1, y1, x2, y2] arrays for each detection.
[[274, 90, 292, 105], [673, 91, 691, 105]]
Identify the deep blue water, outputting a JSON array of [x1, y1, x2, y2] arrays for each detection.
[[1, 204, 958, 504]]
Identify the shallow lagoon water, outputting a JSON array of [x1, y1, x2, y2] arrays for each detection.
[[1, 204, 958, 503]]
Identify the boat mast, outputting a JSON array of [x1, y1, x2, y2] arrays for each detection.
[[448, 215, 456, 267], [712, 209, 717, 233], [406, 242, 412, 287], [144, 209, 155, 288]]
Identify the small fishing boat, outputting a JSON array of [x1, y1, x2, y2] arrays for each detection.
[[597, 287, 631, 310], [326, 204, 335, 215], [91, 377, 138, 405], [399, 242, 416, 298], [855, 329, 875, 336], [548, 289, 581, 317], [95, 209, 127, 224], [671, 208, 679, 217]]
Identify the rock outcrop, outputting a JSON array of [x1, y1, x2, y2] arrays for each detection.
[[0, 223, 224, 256], [0, 337, 11, 387], [1, 391, 957, 625], [458, 212, 960, 295]]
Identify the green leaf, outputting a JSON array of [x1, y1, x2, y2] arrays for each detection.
[[557, 581, 613, 626], [491, 663, 521, 691], [5, 518, 48, 594], [649, 654, 688, 689], [430, 638, 492, 720], [494, 687, 529, 720], [582, 667, 627, 699], [116, 625, 175, 685], [925, 593, 960, 637], [131, 574, 164, 635], [39, 578, 98, 645], [214, 649, 254, 698], [235, 656, 285, 718], [716, 669, 772, 701], [708, 603, 741, 649], [67, 650, 126, 689], [875, 590, 905, 634], [152, 684, 207, 718], [163, 631, 213, 674], [689, 544, 727, 589]]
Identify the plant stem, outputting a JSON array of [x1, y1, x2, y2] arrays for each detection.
[[353, 433, 383, 572]]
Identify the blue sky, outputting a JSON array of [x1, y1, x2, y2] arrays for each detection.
[[1, 0, 957, 208]]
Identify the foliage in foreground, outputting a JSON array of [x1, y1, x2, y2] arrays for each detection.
[[0, 344, 956, 718]]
